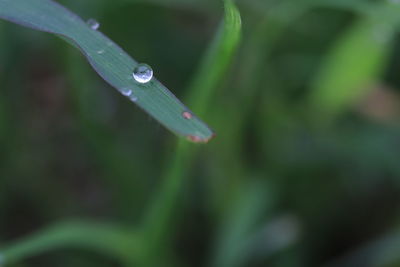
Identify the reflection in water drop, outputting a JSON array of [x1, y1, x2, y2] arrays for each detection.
[[121, 89, 132, 97], [120, 88, 138, 102], [86, 19, 100, 30], [97, 49, 105, 54], [130, 95, 138, 102], [133, 63, 153, 84]]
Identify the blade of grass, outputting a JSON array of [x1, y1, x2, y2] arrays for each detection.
[[205, 0, 320, 223], [308, 2, 400, 122], [209, 1, 310, 205], [210, 181, 274, 267], [185, 0, 242, 113], [138, 1, 241, 266], [0, 0, 213, 141], [0, 221, 138, 265]]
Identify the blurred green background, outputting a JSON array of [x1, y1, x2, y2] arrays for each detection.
[[2, 0, 400, 266]]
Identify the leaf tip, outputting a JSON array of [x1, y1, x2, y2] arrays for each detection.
[[187, 133, 216, 144]]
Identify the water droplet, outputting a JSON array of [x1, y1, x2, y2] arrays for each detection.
[[87, 19, 100, 30], [130, 95, 138, 102], [97, 49, 105, 54], [121, 89, 132, 97], [0, 254, 4, 266], [182, 111, 193, 119], [133, 63, 153, 84], [389, 0, 400, 4]]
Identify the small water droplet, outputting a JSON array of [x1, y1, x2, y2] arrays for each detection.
[[97, 49, 105, 54], [121, 89, 132, 97], [182, 111, 193, 119], [130, 95, 138, 102], [133, 63, 153, 84], [87, 19, 100, 30]]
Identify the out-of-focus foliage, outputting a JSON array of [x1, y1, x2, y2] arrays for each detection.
[[2, 0, 400, 266]]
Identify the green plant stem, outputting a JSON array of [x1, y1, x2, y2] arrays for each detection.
[[185, 0, 241, 114], [139, 141, 193, 266], [139, 1, 241, 266], [0, 221, 138, 265]]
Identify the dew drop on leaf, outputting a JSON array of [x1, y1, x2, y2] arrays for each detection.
[[182, 111, 193, 119], [121, 89, 132, 97], [86, 18, 100, 30], [133, 63, 153, 84], [120, 88, 137, 102], [130, 95, 138, 102]]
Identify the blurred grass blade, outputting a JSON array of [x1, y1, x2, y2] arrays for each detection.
[[308, 15, 395, 120], [211, 182, 272, 267], [0, 221, 137, 264], [138, 1, 241, 266], [186, 0, 242, 114], [0, 0, 214, 142]]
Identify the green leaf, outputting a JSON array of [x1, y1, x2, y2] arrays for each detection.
[[0, 0, 214, 142], [210, 182, 272, 267], [138, 1, 242, 266], [0, 221, 138, 264], [308, 4, 398, 120], [186, 0, 242, 115]]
